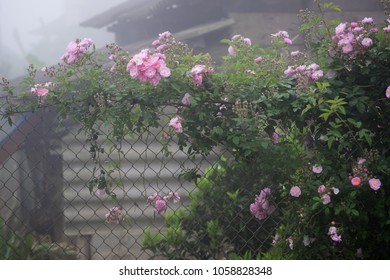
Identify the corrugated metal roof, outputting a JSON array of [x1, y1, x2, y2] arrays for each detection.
[[80, 0, 197, 29], [80, 0, 162, 28], [81, 0, 385, 29]]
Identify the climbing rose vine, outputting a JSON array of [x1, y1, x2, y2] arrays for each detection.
[[1, 2, 390, 260]]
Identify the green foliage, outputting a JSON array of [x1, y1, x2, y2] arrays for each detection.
[[1, 1, 390, 260], [0, 218, 76, 260], [143, 158, 284, 259]]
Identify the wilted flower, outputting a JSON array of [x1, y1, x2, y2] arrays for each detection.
[[303, 236, 316, 247], [245, 69, 256, 75], [272, 131, 279, 144], [95, 188, 107, 198], [303, 235, 311, 247], [357, 158, 366, 165], [105, 207, 122, 224], [250, 188, 275, 220], [164, 192, 181, 204], [181, 93, 192, 105], [286, 236, 294, 250], [272, 234, 280, 245], [386, 86, 390, 98], [254, 56, 263, 62], [290, 50, 301, 57], [328, 226, 337, 235], [328, 226, 342, 243], [331, 234, 342, 242]]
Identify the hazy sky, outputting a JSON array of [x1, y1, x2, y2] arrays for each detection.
[[0, 0, 127, 78]]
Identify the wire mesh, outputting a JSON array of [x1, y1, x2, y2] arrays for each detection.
[[0, 108, 278, 260]]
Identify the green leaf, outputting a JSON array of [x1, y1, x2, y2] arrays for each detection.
[[311, 201, 321, 210], [337, 106, 346, 115], [321, 2, 341, 12], [212, 126, 224, 136], [227, 189, 240, 203], [356, 102, 366, 114], [328, 129, 342, 138], [301, 104, 312, 116], [358, 129, 372, 145], [351, 209, 359, 217], [347, 118, 362, 128], [171, 83, 182, 93], [319, 112, 330, 121], [232, 136, 240, 146], [260, 140, 269, 149]]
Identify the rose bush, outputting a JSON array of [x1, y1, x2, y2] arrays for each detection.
[[1, 2, 389, 259]]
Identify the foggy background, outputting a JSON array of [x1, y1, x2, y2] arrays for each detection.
[[0, 0, 127, 79], [1, 0, 386, 80]]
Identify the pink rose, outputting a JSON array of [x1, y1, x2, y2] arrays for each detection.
[[290, 186, 301, 197], [318, 185, 326, 193], [368, 178, 381, 191], [181, 93, 192, 105], [361, 37, 373, 48], [228, 45, 236, 56], [169, 116, 183, 133], [351, 177, 361, 186], [386, 86, 390, 98], [312, 164, 323, 174], [254, 56, 263, 62], [154, 199, 167, 215], [321, 194, 331, 205]]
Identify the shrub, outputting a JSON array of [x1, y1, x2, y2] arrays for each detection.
[[1, 1, 389, 259]]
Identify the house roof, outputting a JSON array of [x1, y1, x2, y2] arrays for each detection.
[[81, 0, 386, 30], [117, 17, 235, 52], [80, 0, 174, 28]]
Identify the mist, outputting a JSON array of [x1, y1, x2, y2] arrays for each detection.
[[1, 0, 386, 80], [0, 0, 127, 79]]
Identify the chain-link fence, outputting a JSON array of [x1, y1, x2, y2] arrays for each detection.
[[1, 107, 279, 260]]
